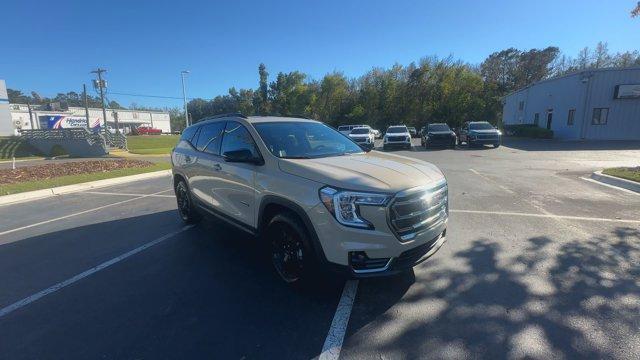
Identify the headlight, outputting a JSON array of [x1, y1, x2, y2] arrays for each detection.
[[406, 136, 410, 142], [319, 187, 390, 229]]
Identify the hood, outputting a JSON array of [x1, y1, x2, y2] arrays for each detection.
[[385, 132, 410, 137], [349, 133, 370, 137], [428, 131, 454, 135], [278, 151, 445, 193], [469, 129, 499, 134]]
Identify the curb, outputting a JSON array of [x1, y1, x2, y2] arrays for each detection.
[[0, 169, 172, 207], [590, 170, 640, 194]]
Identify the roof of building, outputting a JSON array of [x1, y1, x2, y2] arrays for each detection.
[[505, 66, 640, 98]]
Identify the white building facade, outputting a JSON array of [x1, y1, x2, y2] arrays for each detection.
[[6, 103, 172, 136], [0, 80, 12, 136], [502, 68, 640, 140]]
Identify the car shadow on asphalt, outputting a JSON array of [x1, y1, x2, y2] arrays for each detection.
[[342, 227, 640, 359], [0, 210, 413, 359]]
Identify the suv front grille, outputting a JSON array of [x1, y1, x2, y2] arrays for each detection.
[[387, 136, 407, 142], [388, 182, 448, 242]]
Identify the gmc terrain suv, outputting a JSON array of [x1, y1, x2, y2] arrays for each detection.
[[172, 114, 448, 284]]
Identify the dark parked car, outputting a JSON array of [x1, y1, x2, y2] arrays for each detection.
[[458, 121, 501, 148], [421, 123, 457, 148]]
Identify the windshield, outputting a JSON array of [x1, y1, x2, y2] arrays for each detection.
[[350, 128, 370, 134], [254, 122, 363, 159], [387, 126, 407, 134], [469, 122, 495, 130], [428, 124, 451, 132], [338, 126, 349, 131]]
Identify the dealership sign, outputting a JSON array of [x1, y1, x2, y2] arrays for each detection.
[[614, 84, 640, 99]]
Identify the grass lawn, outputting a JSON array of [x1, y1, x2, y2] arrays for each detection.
[[127, 135, 179, 155], [603, 167, 640, 183], [0, 162, 171, 196]]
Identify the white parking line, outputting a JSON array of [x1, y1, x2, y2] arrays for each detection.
[[320, 280, 359, 360], [450, 209, 640, 224], [468, 169, 515, 194], [0, 225, 194, 319], [84, 191, 175, 198], [0, 188, 173, 237]]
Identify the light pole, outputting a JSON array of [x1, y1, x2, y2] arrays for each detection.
[[180, 70, 190, 127]]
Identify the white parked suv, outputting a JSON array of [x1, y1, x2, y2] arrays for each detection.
[[172, 114, 448, 284], [383, 125, 412, 150], [348, 127, 375, 150]]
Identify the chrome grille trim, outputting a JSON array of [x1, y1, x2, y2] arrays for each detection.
[[388, 181, 448, 242]]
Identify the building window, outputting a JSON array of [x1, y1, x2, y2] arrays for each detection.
[[567, 109, 575, 126], [518, 101, 524, 111], [534, 113, 539, 126], [592, 108, 608, 125]]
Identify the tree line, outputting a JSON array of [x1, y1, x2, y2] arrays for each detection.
[[187, 42, 640, 131], [7, 89, 123, 109]]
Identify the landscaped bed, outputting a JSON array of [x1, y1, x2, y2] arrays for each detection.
[[0, 159, 171, 195], [603, 167, 640, 183]]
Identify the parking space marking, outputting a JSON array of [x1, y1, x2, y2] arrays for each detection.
[[468, 168, 515, 194], [450, 209, 640, 224], [320, 280, 359, 360], [0, 189, 173, 237], [0, 225, 194, 319], [84, 191, 175, 198], [579, 176, 640, 196]]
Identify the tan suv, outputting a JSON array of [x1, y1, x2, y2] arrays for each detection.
[[171, 114, 448, 284]]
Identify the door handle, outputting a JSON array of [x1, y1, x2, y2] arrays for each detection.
[[213, 163, 222, 171]]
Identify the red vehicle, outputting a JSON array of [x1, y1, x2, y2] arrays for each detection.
[[133, 125, 162, 135]]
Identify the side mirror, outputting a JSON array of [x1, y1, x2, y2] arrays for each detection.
[[223, 148, 263, 165], [359, 144, 373, 153]]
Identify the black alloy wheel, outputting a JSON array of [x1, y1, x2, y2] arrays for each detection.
[[175, 180, 200, 224], [268, 215, 309, 283]]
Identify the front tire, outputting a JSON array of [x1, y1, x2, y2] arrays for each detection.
[[175, 180, 201, 224], [266, 213, 316, 285]]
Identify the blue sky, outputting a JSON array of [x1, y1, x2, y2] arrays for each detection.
[[1, 0, 638, 108]]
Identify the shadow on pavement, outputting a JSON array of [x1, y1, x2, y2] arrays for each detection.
[[503, 138, 640, 151], [0, 210, 412, 359], [343, 227, 640, 359]]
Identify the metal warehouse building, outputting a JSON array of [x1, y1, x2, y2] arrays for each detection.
[[502, 67, 640, 140]]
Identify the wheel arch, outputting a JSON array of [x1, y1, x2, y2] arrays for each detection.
[[258, 195, 328, 265]]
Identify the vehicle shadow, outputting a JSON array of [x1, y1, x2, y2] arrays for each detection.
[[503, 138, 640, 151], [341, 227, 640, 359], [0, 210, 412, 359]]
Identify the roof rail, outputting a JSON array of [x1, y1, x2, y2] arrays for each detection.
[[203, 112, 247, 120]]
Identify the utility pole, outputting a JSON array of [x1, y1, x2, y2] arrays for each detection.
[[91, 68, 108, 130], [181, 70, 190, 127], [83, 84, 91, 130], [27, 102, 35, 130]]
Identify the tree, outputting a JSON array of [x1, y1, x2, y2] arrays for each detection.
[[632, 2, 640, 17], [253, 63, 270, 115]]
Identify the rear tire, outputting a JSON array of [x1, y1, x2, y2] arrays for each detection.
[[266, 213, 317, 285], [175, 179, 201, 224]]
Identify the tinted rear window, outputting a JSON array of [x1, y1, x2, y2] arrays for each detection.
[[428, 124, 450, 132], [180, 126, 198, 144]]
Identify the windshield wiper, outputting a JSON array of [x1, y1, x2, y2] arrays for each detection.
[[281, 155, 312, 159]]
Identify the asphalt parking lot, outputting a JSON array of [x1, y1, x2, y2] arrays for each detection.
[[1, 139, 639, 359]]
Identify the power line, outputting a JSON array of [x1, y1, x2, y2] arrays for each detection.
[[107, 91, 211, 101]]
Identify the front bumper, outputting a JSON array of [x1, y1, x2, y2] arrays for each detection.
[[307, 200, 448, 278], [468, 136, 501, 145]]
